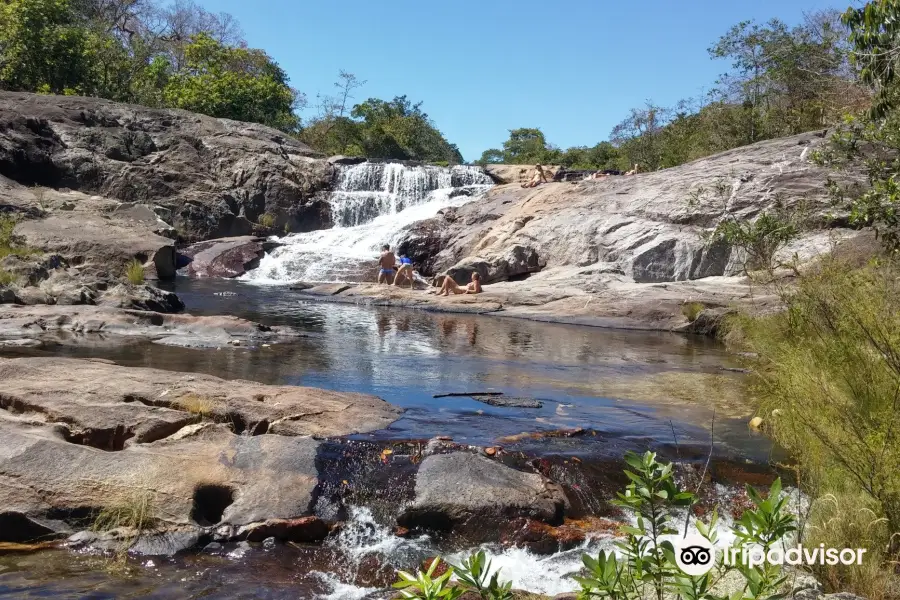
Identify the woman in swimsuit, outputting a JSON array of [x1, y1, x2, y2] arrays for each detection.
[[394, 255, 414, 288], [438, 272, 482, 296]]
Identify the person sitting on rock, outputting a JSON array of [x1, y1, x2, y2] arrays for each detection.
[[521, 164, 549, 188], [378, 244, 396, 284], [393, 254, 415, 289], [438, 272, 482, 296]]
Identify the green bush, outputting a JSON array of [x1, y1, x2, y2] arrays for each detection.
[[726, 257, 900, 596], [125, 259, 145, 285], [705, 208, 801, 275], [682, 301, 705, 322], [257, 213, 276, 229], [0, 215, 37, 260]]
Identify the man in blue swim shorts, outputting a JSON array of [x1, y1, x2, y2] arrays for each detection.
[[378, 244, 396, 284]]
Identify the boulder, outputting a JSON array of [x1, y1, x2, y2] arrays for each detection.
[[397, 452, 569, 540], [179, 236, 265, 278], [0, 421, 322, 541], [0, 92, 332, 241], [98, 284, 185, 313], [14, 213, 176, 280]]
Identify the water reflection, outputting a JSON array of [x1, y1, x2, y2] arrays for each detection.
[[0, 278, 768, 461]]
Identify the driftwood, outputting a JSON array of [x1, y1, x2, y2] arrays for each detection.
[[433, 392, 543, 408]]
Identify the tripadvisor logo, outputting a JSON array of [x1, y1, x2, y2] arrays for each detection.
[[672, 535, 868, 575]]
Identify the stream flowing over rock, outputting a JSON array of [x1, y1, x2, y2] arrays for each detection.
[[245, 161, 493, 282]]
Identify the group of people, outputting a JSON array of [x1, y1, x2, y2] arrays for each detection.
[[377, 245, 482, 296], [521, 163, 643, 188]]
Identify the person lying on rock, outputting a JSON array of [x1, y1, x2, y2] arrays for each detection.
[[521, 164, 549, 188], [378, 244, 396, 284], [438, 272, 482, 296], [393, 255, 414, 289]]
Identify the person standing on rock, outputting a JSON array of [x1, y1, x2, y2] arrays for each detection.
[[393, 254, 414, 289], [378, 245, 396, 284]]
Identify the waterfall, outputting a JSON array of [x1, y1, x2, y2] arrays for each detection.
[[243, 162, 493, 283]]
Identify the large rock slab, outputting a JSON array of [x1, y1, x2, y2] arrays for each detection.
[[397, 452, 569, 540], [0, 356, 401, 440], [0, 421, 322, 541], [0, 92, 332, 240], [179, 236, 265, 278]]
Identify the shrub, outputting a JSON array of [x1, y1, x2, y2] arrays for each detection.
[[0, 215, 38, 260], [705, 207, 801, 275], [0, 270, 16, 286], [805, 493, 895, 600], [258, 213, 276, 229], [125, 259, 145, 285], [727, 257, 900, 595], [682, 301, 705, 322]]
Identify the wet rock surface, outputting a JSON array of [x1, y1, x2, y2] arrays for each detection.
[[0, 304, 298, 348], [397, 452, 570, 539], [179, 236, 266, 278]]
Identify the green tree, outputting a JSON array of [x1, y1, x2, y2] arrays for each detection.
[[162, 33, 300, 132], [843, 0, 900, 118], [501, 127, 554, 164], [0, 0, 93, 94], [610, 102, 670, 171]]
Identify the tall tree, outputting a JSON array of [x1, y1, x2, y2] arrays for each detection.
[[162, 33, 301, 132]]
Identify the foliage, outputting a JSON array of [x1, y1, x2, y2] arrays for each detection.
[[805, 493, 894, 600], [174, 393, 215, 417], [843, 0, 900, 118], [124, 258, 145, 285], [162, 33, 299, 131], [393, 558, 464, 600], [682, 302, 705, 322], [257, 213, 276, 229], [729, 259, 900, 536], [449, 550, 514, 600], [705, 206, 801, 274], [301, 79, 462, 163]]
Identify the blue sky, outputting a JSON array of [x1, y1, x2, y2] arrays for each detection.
[[198, 0, 849, 162]]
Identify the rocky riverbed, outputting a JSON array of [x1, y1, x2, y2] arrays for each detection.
[[0, 92, 855, 598]]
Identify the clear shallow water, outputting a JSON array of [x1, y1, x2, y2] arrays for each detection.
[[0, 278, 775, 599]]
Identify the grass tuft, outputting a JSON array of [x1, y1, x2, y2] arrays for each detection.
[[124, 259, 145, 285], [257, 213, 276, 229], [681, 301, 705, 322], [174, 393, 216, 417], [92, 488, 157, 533]]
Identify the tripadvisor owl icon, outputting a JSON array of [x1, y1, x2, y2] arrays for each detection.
[[673, 535, 715, 576]]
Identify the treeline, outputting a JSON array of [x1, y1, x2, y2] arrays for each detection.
[[477, 10, 871, 171], [0, 0, 460, 163]]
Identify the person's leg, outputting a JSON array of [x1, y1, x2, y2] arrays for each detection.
[[377, 270, 385, 284]]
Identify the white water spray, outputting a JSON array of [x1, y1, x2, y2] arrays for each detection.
[[243, 162, 492, 283]]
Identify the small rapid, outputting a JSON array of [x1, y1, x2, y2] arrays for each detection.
[[244, 162, 493, 283]]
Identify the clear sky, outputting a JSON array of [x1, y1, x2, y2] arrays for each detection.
[[197, 0, 848, 162]]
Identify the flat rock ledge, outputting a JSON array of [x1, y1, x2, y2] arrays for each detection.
[[0, 304, 298, 348], [0, 357, 402, 551]]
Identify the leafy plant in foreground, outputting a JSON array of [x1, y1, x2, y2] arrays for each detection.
[[393, 558, 463, 600], [450, 550, 514, 600]]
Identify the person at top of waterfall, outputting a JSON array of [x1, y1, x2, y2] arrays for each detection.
[[378, 245, 396, 284], [521, 164, 549, 188], [438, 272, 482, 296], [393, 254, 415, 289]]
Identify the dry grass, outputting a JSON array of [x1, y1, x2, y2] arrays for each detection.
[[92, 488, 157, 533], [681, 301, 705, 322], [174, 393, 216, 417], [124, 259, 145, 285]]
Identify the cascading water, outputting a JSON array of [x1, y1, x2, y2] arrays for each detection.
[[243, 162, 493, 283]]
